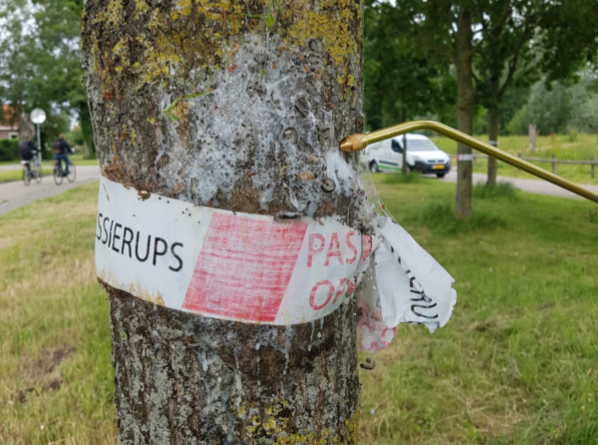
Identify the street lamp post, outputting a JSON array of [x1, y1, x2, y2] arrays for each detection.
[[30, 108, 46, 165]]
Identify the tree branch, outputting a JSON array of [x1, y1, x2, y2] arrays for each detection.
[[491, 0, 512, 36], [498, 16, 535, 97]]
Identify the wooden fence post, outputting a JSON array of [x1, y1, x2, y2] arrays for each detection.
[[552, 154, 556, 174], [529, 124, 536, 153], [592, 156, 595, 179]]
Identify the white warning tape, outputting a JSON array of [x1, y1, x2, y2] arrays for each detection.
[[455, 154, 474, 161], [95, 177, 457, 352]]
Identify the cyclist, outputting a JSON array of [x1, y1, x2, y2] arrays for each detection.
[[53, 134, 72, 176], [18, 136, 39, 174]]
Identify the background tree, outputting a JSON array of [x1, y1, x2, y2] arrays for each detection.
[[363, 0, 455, 131], [475, 0, 598, 187], [499, 85, 530, 134], [395, 1, 483, 218], [0, 0, 94, 156], [382, 0, 598, 213], [474, 0, 539, 187], [503, 68, 598, 136], [0, 0, 36, 136], [364, 0, 456, 175], [526, 80, 571, 135], [569, 69, 598, 134], [81, 0, 366, 442]]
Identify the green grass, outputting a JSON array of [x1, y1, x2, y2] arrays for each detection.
[[0, 154, 98, 183], [473, 181, 520, 201], [1, 179, 597, 444], [0, 183, 116, 444], [358, 174, 598, 444], [432, 133, 598, 185], [0, 156, 98, 183], [0, 168, 52, 184], [382, 171, 425, 184]]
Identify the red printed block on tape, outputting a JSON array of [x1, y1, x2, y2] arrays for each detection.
[[183, 214, 308, 322]]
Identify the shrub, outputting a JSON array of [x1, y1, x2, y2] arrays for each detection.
[[569, 129, 578, 142], [0, 139, 19, 162]]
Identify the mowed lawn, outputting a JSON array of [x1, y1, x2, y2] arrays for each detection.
[[1, 178, 597, 444], [432, 133, 598, 186], [0, 183, 115, 444], [0, 155, 98, 183]]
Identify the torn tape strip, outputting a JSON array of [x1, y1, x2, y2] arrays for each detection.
[[357, 217, 457, 352], [95, 176, 372, 325]]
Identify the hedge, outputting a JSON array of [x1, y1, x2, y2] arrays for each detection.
[[0, 139, 19, 162]]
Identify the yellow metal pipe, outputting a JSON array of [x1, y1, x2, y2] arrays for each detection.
[[339, 120, 598, 205]]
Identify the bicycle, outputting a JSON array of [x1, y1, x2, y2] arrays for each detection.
[[53, 158, 76, 185], [21, 156, 43, 186]]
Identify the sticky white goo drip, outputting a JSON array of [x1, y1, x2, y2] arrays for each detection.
[[155, 35, 358, 215], [355, 165, 457, 353], [354, 153, 391, 220]]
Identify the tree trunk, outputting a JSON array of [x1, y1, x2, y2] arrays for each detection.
[[78, 102, 96, 159], [83, 140, 90, 159], [486, 105, 499, 187], [81, 0, 365, 443], [529, 124, 536, 153], [401, 133, 408, 175], [454, 7, 474, 219], [15, 102, 30, 140]]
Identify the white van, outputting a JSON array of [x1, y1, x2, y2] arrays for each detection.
[[364, 133, 451, 178]]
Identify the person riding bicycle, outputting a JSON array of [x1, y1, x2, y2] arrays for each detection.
[[18, 136, 39, 173], [53, 134, 72, 176]]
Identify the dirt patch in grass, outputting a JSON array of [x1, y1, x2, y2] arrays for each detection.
[[14, 344, 76, 403]]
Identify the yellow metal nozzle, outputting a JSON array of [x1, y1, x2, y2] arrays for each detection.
[[340, 120, 598, 205], [339, 133, 368, 153]]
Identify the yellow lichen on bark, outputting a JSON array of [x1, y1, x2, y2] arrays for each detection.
[[86, 0, 361, 92], [103, 0, 124, 28], [285, 0, 361, 66], [138, 0, 245, 84], [86, 0, 246, 90], [238, 399, 359, 445], [134, 0, 150, 18]]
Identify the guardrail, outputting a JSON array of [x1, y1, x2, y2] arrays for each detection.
[[449, 153, 598, 178]]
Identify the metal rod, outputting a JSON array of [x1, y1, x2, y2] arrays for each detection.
[[339, 120, 598, 205]]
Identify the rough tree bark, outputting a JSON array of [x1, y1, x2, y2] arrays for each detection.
[[453, 7, 474, 219], [486, 104, 499, 187], [81, 0, 366, 443]]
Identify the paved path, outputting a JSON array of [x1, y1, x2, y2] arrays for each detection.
[[0, 162, 71, 170], [1, 165, 596, 218], [435, 171, 598, 200], [0, 163, 28, 171], [0, 165, 100, 217]]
